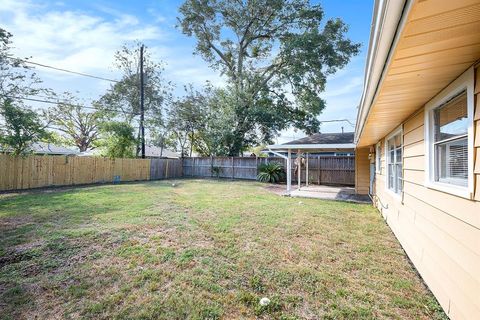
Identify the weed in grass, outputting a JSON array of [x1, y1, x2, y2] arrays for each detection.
[[249, 274, 265, 293]]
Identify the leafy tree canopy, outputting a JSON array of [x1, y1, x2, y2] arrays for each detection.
[[0, 99, 50, 156], [45, 92, 104, 152], [178, 0, 360, 155], [99, 121, 137, 158], [97, 42, 172, 127]]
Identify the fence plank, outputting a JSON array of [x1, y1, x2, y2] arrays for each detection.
[[0, 154, 154, 191]]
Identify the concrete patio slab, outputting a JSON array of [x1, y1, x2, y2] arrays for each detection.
[[265, 184, 371, 203]]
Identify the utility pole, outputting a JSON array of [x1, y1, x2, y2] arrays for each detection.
[[140, 45, 145, 158]]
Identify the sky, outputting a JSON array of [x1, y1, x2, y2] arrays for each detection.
[[0, 0, 373, 144]]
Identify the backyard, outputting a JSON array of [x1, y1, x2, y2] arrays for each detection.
[[0, 180, 445, 319]]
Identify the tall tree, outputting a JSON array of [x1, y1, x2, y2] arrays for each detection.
[[178, 0, 360, 155], [166, 86, 205, 157], [99, 121, 137, 158], [0, 28, 47, 105], [97, 42, 171, 155], [0, 28, 51, 155], [0, 99, 49, 155], [46, 93, 103, 152], [190, 86, 237, 156]]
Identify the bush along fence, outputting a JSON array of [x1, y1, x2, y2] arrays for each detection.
[[0, 154, 354, 192], [0, 154, 182, 192]]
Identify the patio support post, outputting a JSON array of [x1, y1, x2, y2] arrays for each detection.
[[298, 149, 301, 190], [287, 149, 292, 194], [306, 152, 309, 187]]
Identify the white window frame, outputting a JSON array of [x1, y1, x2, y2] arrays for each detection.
[[385, 126, 403, 198], [375, 142, 382, 174], [424, 67, 474, 199]]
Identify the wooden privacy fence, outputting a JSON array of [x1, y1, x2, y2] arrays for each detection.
[[297, 156, 355, 186], [150, 158, 183, 180], [0, 154, 353, 191], [0, 154, 182, 192], [182, 156, 355, 186]]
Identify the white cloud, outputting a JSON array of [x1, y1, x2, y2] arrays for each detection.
[[0, 0, 222, 102], [322, 76, 363, 98]]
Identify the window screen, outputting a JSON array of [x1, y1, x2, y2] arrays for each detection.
[[387, 133, 402, 194], [433, 91, 468, 187]]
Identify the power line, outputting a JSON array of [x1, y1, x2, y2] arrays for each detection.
[[319, 119, 355, 127], [1, 94, 143, 117], [6, 55, 121, 83]]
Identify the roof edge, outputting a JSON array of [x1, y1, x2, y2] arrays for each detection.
[[268, 143, 356, 150], [354, 0, 411, 144]]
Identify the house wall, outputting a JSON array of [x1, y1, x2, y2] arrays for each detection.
[[354, 147, 370, 195], [371, 66, 480, 319]]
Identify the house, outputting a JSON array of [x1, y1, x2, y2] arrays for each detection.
[[78, 145, 180, 159], [274, 132, 355, 157], [266, 131, 356, 192], [143, 145, 180, 159], [0, 142, 79, 156], [355, 0, 480, 319]]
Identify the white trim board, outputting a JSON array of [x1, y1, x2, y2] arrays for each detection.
[[267, 143, 356, 150], [423, 67, 475, 200]]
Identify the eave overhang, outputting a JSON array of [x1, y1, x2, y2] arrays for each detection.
[[355, 0, 480, 147]]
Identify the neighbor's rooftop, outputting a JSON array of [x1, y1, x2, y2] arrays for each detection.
[[268, 132, 356, 151]]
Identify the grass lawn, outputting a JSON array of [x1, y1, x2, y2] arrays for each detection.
[[0, 180, 445, 319]]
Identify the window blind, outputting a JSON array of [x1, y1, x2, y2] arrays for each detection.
[[433, 91, 468, 186]]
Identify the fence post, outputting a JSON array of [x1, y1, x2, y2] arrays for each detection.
[[210, 155, 213, 178], [317, 156, 320, 185], [231, 157, 234, 179], [192, 157, 195, 177], [306, 153, 309, 187]]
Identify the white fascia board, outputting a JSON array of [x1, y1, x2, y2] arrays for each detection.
[[267, 143, 356, 150], [354, 0, 409, 143]]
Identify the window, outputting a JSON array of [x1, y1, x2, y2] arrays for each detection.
[[375, 143, 381, 173], [433, 92, 468, 187], [425, 67, 474, 198], [386, 132, 402, 195]]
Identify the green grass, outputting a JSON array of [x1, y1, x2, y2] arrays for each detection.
[[0, 180, 446, 319]]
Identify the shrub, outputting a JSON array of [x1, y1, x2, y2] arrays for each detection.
[[211, 166, 222, 178], [256, 162, 285, 183]]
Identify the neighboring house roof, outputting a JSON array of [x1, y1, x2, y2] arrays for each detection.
[[355, 0, 480, 146], [77, 145, 180, 158], [283, 132, 354, 145], [144, 145, 180, 158], [31, 142, 79, 155], [0, 142, 79, 155], [267, 132, 356, 151], [77, 149, 99, 157]]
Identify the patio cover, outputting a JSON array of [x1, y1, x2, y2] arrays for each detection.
[[267, 132, 355, 194]]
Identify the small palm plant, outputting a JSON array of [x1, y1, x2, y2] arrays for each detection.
[[211, 166, 222, 178], [256, 162, 285, 183]]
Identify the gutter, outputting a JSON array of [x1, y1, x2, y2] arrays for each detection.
[[355, 0, 411, 144], [267, 143, 356, 150]]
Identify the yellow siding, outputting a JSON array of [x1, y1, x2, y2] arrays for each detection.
[[372, 66, 480, 319], [355, 147, 370, 195]]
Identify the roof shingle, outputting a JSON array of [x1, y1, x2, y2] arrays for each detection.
[[283, 132, 354, 145]]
